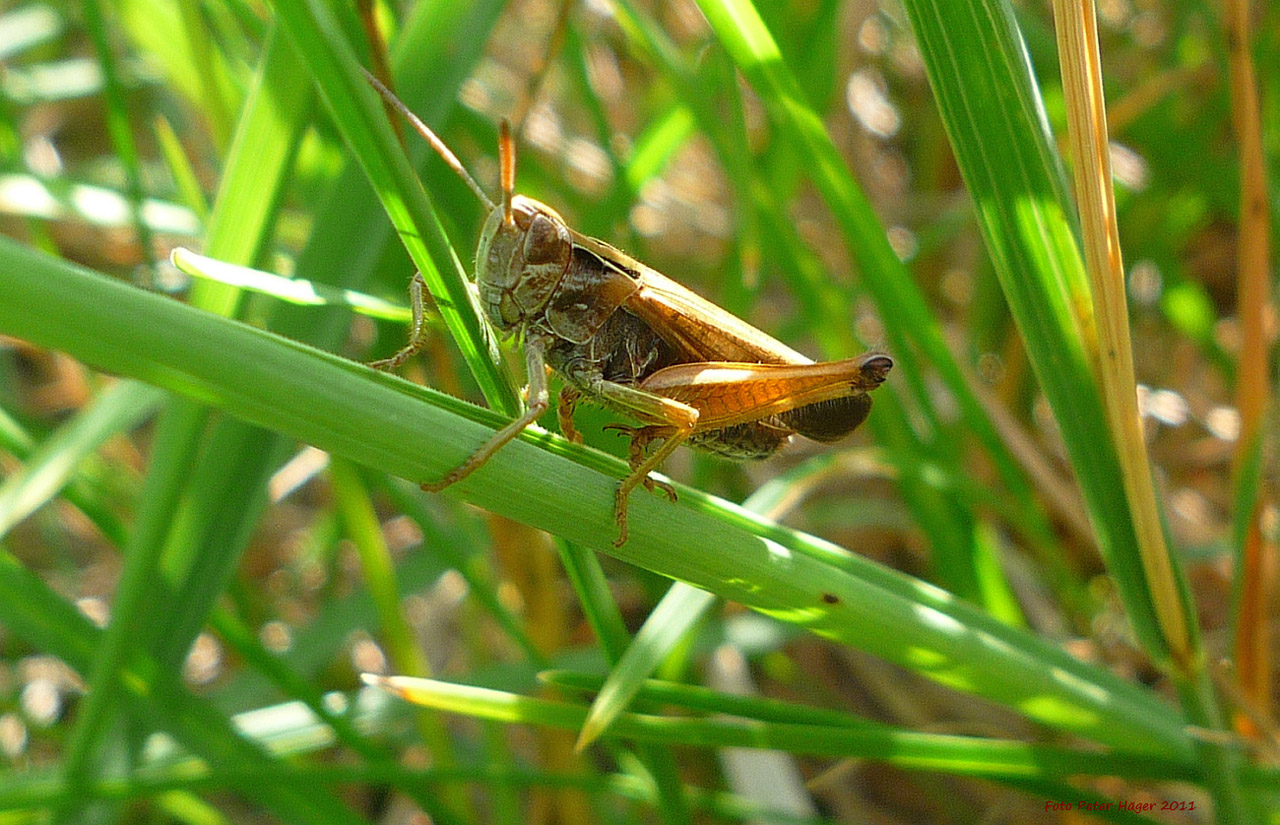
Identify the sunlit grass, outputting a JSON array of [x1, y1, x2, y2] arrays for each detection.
[[0, 0, 1271, 822]]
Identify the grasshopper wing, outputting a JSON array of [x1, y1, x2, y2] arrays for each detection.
[[569, 232, 892, 446], [571, 232, 808, 365]]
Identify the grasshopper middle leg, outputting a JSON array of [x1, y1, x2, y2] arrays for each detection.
[[420, 336, 551, 493], [557, 385, 583, 444]]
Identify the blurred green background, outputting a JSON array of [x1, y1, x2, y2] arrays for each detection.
[[0, 0, 1275, 822]]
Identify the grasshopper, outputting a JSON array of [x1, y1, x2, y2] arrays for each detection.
[[365, 70, 892, 546]]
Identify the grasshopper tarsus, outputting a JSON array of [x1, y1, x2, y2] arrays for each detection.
[[418, 452, 484, 493], [613, 490, 630, 547], [611, 477, 644, 546], [369, 347, 419, 372], [606, 423, 679, 499], [612, 467, 677, 547], [613, 519, 630, 546], [610, 419, 696, 544], [644, 477, 678, 501]]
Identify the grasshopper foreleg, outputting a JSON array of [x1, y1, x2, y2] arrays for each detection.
[[370, 272, 431, 371]]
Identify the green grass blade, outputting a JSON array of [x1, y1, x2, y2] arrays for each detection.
[[272, 0, 519, 416], [692, 0, 1069, 602], [368, 675, 1195, 783], [51, 23, 356, 822], [329, 458, 470, 818], [152, 114, 211, 221], [555, 539, 696, 824], [0, 381, 163, 539], [545, 670, 884, 728], [577, 582, 716, 749], [172, 247, 413, 321], [895, 0, 1169, 658], [0, 549, 374, 822], [0, 238, 1193, 760], [113, 0, 238, 147], [577, 472, 829, 749], [201, 25, 312, 271], [82, 0, 156, 273]]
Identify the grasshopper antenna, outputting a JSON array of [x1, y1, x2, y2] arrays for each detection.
[[498, 119, 515, 227], [360, 67, 495, 212]]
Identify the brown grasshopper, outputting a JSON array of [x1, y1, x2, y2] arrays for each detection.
[[365, 70, 892, 546]]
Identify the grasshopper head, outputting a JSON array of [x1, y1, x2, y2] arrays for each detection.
[[475, 194, 573, 332]]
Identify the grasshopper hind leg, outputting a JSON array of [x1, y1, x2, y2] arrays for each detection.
[[582, 382, 699, 546], [603, 419, 695, 547], [603, 424, 679, 501]]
